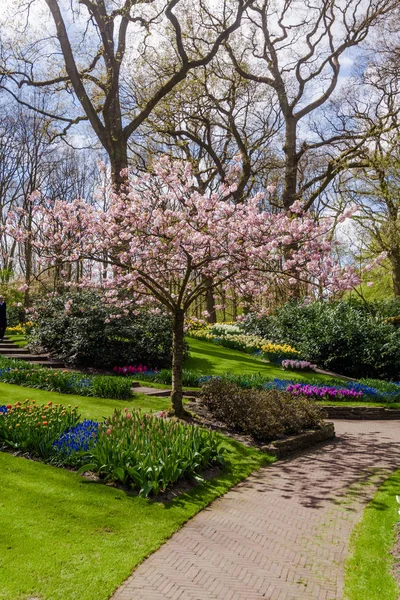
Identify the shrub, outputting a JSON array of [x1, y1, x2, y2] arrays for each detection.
[[200, 379, 323, 442], [78, 409, 224, 496], [0, 399, 80, 456], [28, 291, 180, 369], [242, 300, 400, 380]]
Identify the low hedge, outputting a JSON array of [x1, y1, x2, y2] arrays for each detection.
[[200, 379, 323, 442]]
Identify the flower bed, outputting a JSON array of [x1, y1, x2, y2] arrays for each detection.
[[282, 359, 316, 371], [0, 357, 132, 399], [0, 400, 224, 497], [76, 409, 224, 496], [188, 328, 267, 354], [187, 325, 301, 363], [260, 342, 300, 363], [0, 400, 80, 456], [286, 383, 362, 400], [113, 364, 151, 375]]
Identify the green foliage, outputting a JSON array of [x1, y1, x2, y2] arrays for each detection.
[[28, 291, 178, 369], [200, 379, 323, 442], [79, 408, 224, 497], [243, 301, 400, 380], [0, 357, 133, 399], [0, 399, 79, 456]]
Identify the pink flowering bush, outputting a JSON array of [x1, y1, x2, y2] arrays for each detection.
[[9, 158, 360, 415]]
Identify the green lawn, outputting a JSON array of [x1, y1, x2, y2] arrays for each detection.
[[0, 380, 272, 600], [185, 337, 334, 382], [6, 333, 27, 348], [344, 469, 400, 600], [0, 441, 270, 600], [0, 381, 170, 419]]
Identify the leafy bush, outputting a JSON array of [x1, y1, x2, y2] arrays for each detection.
[[0, 399, 80, 456], [78, 409, 224, 496], [200, 379, 323, 442], [28, 291, 179, 369], [0, 357, 133, 399], [242, 301, 400, 380]]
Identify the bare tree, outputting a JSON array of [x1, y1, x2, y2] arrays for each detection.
[[226, 0, 397, 211], [129, 55, 282, 201], [1, 0, 253, 188]]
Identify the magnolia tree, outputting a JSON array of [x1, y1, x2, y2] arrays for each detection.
[[9, 158, 360, 416]]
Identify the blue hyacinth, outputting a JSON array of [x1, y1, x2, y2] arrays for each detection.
[[53, 419, 99, 457], [0, 405, 8, 414]]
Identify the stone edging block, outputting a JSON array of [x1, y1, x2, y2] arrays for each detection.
[[322, 406, 400, 420], [261, 422, 335, 458]]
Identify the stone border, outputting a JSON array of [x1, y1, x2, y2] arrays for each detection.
[[261, 422, 335, 458], [322, 406, 400, 420]]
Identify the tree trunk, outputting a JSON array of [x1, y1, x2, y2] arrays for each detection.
[[282, 116, 299, 210], [390, 251, 400, 296], [205, 281, 217, 324], [171, 308, 186, 417], [110, 141, 128, 191]]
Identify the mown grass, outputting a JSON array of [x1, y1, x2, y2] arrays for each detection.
[[185, 337, 334, 382], [344, 469, 400, 600], [0, 381, 170, 419], [0, 439, 270, 600], [4, 333, 26, 348], [0, 378, 272, 599], [316, 400, 400, 409]]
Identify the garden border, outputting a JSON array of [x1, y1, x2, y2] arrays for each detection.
[[322, 406, 400, 420], [261, 422, 335, 458]]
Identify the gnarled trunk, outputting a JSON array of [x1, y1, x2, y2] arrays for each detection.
[[171, 308, 186, 417]]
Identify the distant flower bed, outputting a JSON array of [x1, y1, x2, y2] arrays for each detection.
[[6, 321, 33, 335], [286, 383, 362, 400], [260, 343, 300, 363], [0, 401, 224, 497], [113, 364, 153, 375], [187, 322, 302, 363], [132, 369, 400, 404], [0, 357, 132, 399], [282, 360, 317, 371]]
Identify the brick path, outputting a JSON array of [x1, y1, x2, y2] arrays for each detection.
[[112, 420, 400, 600]]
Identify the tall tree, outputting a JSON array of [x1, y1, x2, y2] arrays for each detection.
[[227, 0, 397, 211], [1, 0, 253, 188], [10, 159, 359, 415]]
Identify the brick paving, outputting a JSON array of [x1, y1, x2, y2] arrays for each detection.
[[112, 420, 400, 600]]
